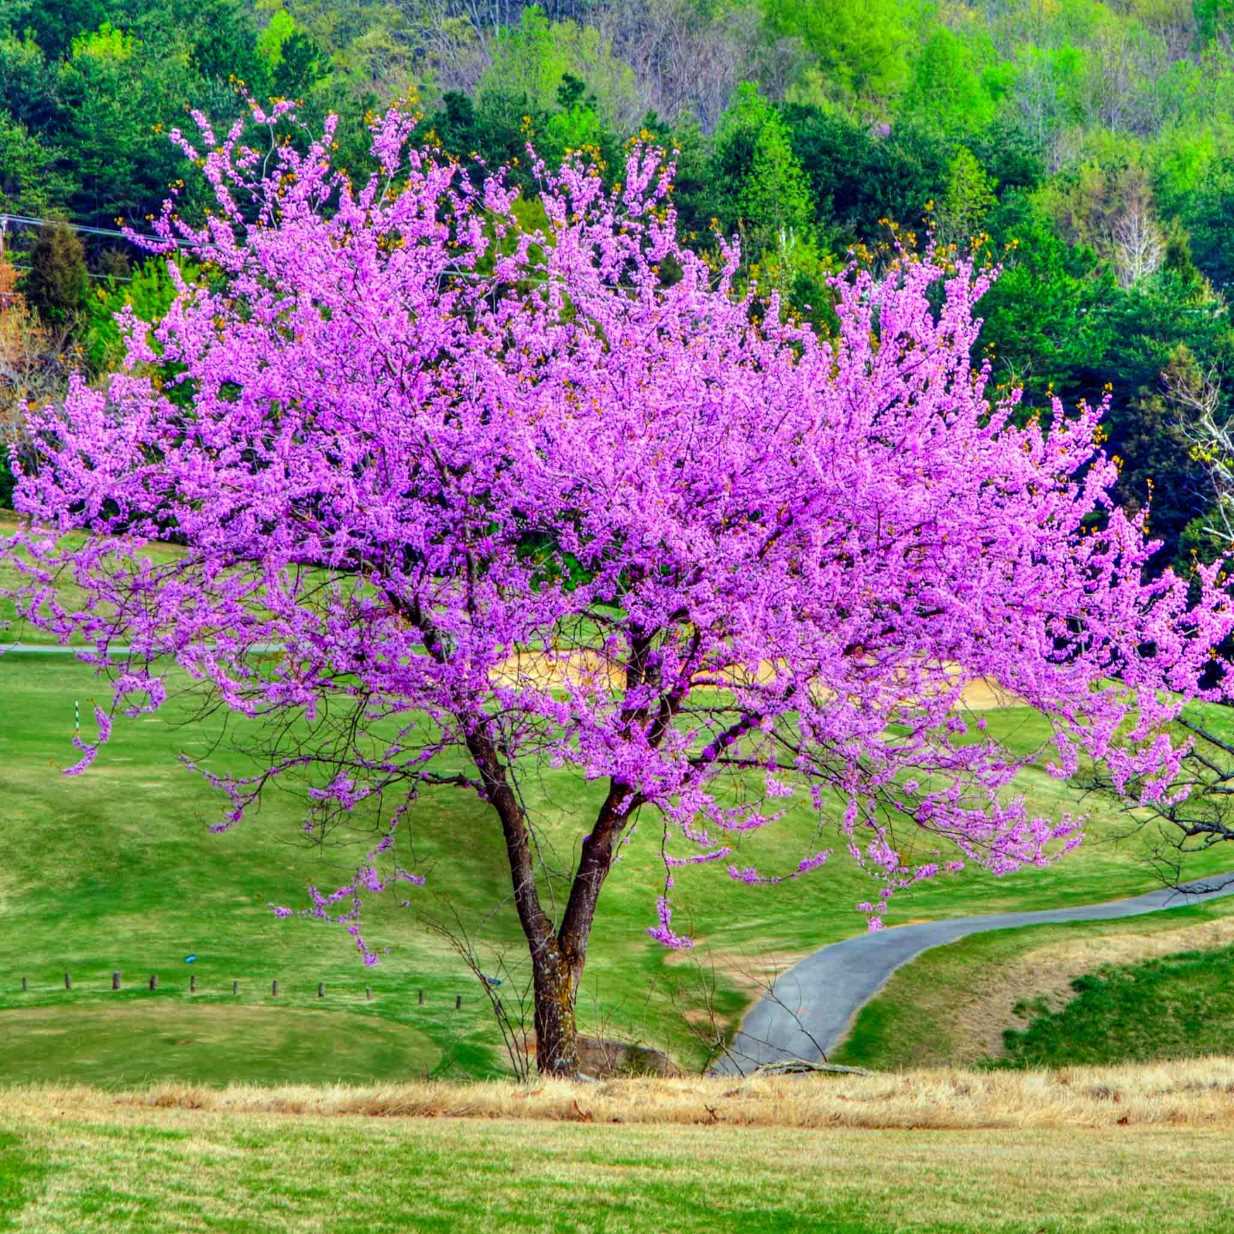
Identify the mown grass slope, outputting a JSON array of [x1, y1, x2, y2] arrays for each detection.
[[1001, 941, 1234, 1067], [3, 633, 1234, 1082]]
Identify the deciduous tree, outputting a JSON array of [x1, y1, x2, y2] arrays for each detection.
[[5, 105, 1233, 1075]]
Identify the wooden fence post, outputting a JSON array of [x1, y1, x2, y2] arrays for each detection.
[[149, 974, 158, 991], [455, 993, 461, 1010], [20, 977, 27, 993], [64, 972, 71, 990], [366, 987, 372, 1001], [317, 982, 324, 999], [271, 979, 279, 997], [190, 974, 196, 994], [112, 971, 120, 990], [418, 989, 424, 1006], [232, 980, 238, 996]]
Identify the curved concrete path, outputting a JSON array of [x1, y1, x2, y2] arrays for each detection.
[[714, 874, 1234, 1076]]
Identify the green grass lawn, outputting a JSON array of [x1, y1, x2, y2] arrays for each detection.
[[0, 1003, 437, 1087], [0, 1093, 1230, 1234], [834, 896, 1234, 1070], [3, 644, 1234, 1084], [1001, 940, 1234, 1067]]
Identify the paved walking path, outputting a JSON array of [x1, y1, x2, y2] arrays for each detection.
[[713, 874, 1234, 1075]]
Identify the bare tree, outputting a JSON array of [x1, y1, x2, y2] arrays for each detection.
[[1113, 197, 1166, 288], [1109, 716, 1234, 895], [589, 0, 801, 130], [1175, 359, 1229, 541], [1092, 360, 1234, 886]]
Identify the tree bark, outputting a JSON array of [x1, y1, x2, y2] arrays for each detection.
[[530, 946, 581, 1076], [401, 597, 653, 1078], [469, 719, 632, 1077]]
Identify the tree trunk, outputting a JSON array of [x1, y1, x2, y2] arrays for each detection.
[[531, 784, 629, 1077], [465, 725, 638, 1079], [531, 948, 581, 1077]]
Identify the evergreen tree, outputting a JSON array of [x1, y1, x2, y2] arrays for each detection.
[[23, 218, 87, 322]]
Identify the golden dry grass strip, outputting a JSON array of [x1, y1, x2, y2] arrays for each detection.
[[9, 1057, 1232, 1131]]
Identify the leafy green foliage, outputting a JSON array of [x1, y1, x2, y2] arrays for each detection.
[[899, 26, 1006, 136], [711, 84, 813, 250], [766, 0, 914, 101], [477, 5, 639, 130], [935, 147, 997, 248], [1180, 160, 1234, 294], [0, 114, 71, 216], [780, 106, 950, 244], [81, 257, 192, 374]]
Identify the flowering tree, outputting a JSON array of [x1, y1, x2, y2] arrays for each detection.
[[4, 105, 1233, 1076]]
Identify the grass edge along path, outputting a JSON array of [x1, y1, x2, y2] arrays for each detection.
[[721, 874, 1234, 1073], [833, 894, 1234, 1070]]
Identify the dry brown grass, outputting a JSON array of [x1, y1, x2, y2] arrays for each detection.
[[14, 1057, 1220, 1130], [494, 648, 1022, 708]]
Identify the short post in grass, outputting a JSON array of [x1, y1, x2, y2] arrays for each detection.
[[272, 979, 278, 997], [232, 979, 238, 996], [455, 993, 461, 1010], [64, 972, 71, 990], [190, 974, 196, 994], [20, 977, 27, 993], [317, 981, 324, 999], [149, 973, 158, 991], [112, 971, 120, 990], [366, 987, 372, 1001], [418, 989, 423, 1006]]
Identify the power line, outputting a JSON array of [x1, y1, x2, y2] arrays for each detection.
[[4, 263, 134, 284], [0, 212, 154, 243]]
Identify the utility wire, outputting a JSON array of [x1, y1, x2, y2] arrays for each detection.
[[0, 212, 153, 242], [4, 262, 134, 285]]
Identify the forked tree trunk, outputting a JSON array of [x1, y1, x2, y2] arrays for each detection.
[[466, 726, 618, 1078], [465, 647, 656, 1078], [531, 781, 631, 1076]]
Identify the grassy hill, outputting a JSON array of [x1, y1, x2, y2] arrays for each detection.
[[4, 638, 1234, 1085], [1002, 940, 1234, 1067]]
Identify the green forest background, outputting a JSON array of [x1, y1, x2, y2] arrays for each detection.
[[2, 0, 1234, 569]]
